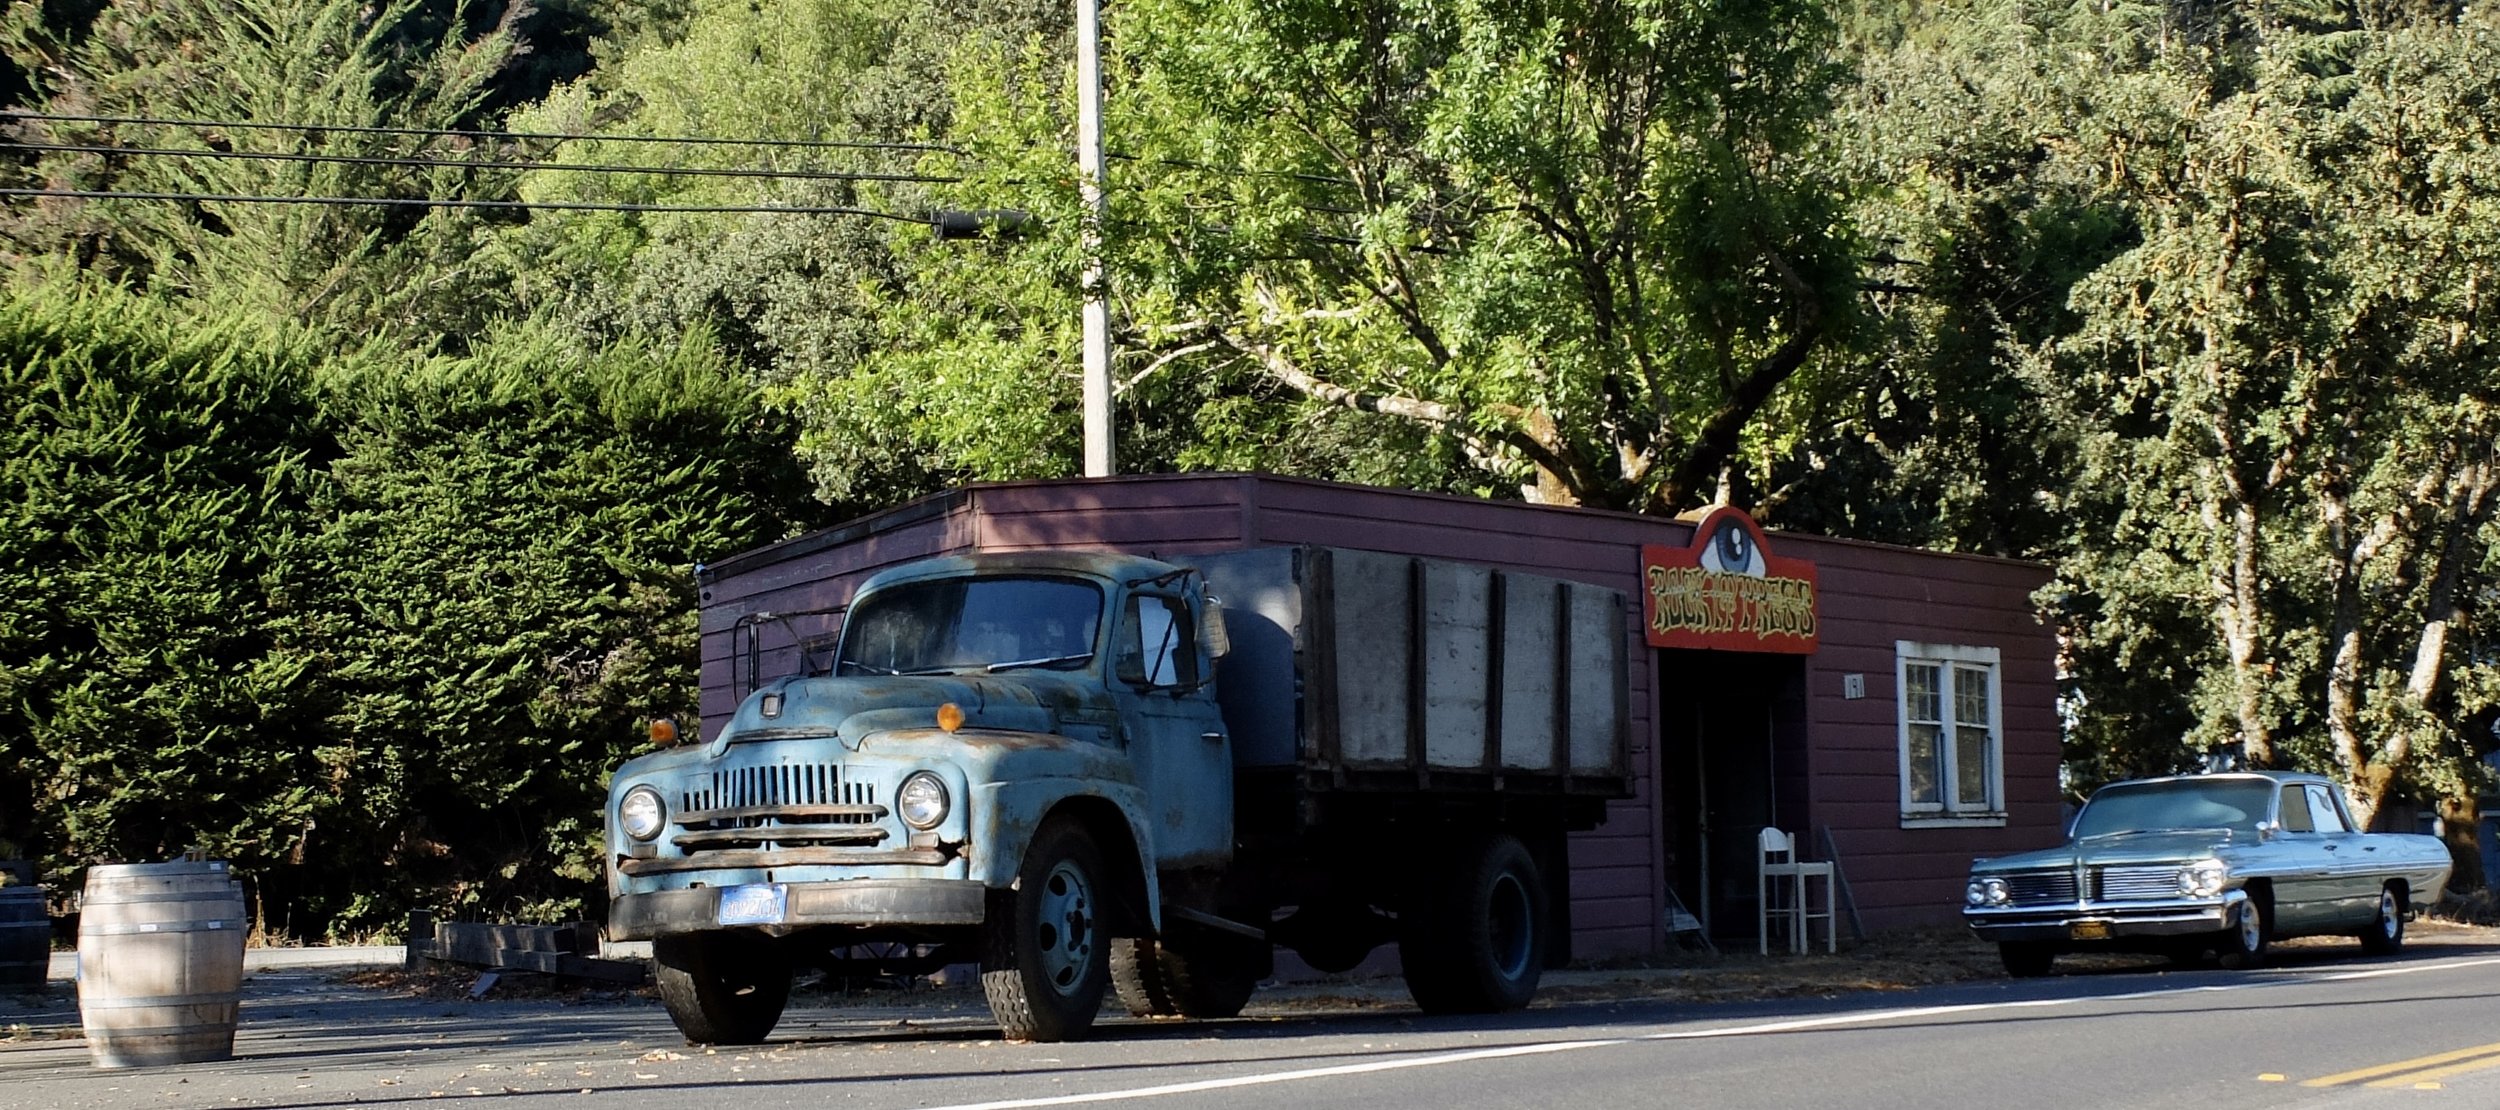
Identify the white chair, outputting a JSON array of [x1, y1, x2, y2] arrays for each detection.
[[1758, 827, 1835, 955]]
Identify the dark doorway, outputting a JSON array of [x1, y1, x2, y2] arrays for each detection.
[[1658, 650, 1808, 941]]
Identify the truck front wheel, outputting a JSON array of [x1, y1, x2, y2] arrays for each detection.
[[982, 818, 1112, 1041], [1399, 833, 1546, 1014], [652, 931, 791, 1045]]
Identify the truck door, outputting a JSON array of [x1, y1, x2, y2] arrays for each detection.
[[1111, 589, 1234, 869]]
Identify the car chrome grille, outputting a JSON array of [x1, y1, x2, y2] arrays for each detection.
[[2095, 866, 2179, 901], [2000, 870, 2080, 906]]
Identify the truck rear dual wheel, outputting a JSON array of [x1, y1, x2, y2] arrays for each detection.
[[653, 931, 792, 1045], [1111, 935, 1260, 1019], [982, 818, 1112, 1042], [1400, 833, 1547, 1014]]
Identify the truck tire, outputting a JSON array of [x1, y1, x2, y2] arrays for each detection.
[[1110, 935, 1260, 1019], [982, 818, 1112, 1042], [1399, 833, 1546, 1014], [652, 931, 791, 1045]]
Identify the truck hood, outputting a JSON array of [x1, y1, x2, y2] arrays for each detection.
[[714, 672, 1112, 745], [1971, 829, 2240, 873]]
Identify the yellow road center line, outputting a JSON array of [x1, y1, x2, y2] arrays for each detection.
[[2366, 1053, 2500, 1090], [2302, 1042, 2500, 1087]]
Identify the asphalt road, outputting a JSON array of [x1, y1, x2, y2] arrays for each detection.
[[8, 932, 2500, 1109]]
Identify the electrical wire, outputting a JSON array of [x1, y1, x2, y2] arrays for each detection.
[[0, 110, 964, 155], [0, 187, 942, 222], [1, 139, 964, 185]]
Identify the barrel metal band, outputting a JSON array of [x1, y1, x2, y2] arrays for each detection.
[[79, 991, 240, 1010], [82, 918, 245, 937]]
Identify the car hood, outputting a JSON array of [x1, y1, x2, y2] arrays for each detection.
[[1973, 829, 2239, 872]]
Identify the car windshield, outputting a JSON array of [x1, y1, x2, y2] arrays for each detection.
[[836, 575, 1103, 677], [2070, 778, 2275, 839]]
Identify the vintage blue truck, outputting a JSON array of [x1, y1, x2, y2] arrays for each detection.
[[604, 544, 1630, 1043]]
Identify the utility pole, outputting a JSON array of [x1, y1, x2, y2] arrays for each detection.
[[1076, 0, 1114, 477]]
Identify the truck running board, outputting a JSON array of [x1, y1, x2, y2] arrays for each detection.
[[1166, 904, 1266, 941]]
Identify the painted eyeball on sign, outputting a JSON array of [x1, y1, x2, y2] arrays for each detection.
[[1699, 519, 1767, 577]]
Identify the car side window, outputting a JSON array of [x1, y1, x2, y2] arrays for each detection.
[[2278, 785, 2315, 833], [2305, 785, 2351, 833]]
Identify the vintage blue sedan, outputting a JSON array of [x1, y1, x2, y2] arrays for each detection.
[[1964, 770, 2453, 977]]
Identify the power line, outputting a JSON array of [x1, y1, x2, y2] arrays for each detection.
[[1, 110, 964, 156], [0, 188, 941, 222], [2, 140, 965, 185]]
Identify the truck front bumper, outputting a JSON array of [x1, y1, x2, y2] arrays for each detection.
[[609, 879, 988, 940], [1963, 891, 2243, 944]]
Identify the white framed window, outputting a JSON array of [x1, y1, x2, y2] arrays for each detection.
[[1897, 641, 2005, 827]]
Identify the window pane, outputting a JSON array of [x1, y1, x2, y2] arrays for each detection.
[[1955, 730, 1991, 807], [1906, 663, 1941, 724], [1954, 666, 1990, 729], [1907, 723, 1943, 805], [2278, 786, 2314, 833]]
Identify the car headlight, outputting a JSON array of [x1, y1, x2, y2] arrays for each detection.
[[1967, 877, 2010, 907], [2177, 859, 2229, 898], [897, 772, 950, 830], [618, 786, 666, 842]]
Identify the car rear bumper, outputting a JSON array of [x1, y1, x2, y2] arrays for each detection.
[[1964, 892, 2243, 944], [608, 879, 988, 940]]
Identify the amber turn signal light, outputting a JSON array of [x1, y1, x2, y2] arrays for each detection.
[[936, 703, 965, 732], [648, 717, 680, 746]]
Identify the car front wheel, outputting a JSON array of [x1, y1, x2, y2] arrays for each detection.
[[2217, 895, 2269, 970], [2358, 885, 2405, 956]]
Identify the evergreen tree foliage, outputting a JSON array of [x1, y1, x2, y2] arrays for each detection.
[[0, 277, 814, 934], [0, 0, 529, 339], [0, 279, 329, 904]]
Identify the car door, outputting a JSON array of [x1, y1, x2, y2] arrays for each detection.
[[1108, 586, 1234, 870], [2265, 783, 2340, 935], [2303, 783, 2380, 929]]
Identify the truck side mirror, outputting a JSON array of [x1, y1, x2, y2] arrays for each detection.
[[1202, 597, 1232, 659]]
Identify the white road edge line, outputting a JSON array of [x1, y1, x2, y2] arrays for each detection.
[[918, 956, 2500, 1110]]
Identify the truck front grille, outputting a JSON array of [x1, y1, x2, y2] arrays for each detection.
[[679, 762, 877, 814], [672, 762, 889, 851]]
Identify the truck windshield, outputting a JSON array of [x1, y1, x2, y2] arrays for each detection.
[[837, 576, 1104, 676], [2070, 778, 2275, 839]]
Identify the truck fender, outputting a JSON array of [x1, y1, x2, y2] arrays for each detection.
[[972, 780, 1161, 934]]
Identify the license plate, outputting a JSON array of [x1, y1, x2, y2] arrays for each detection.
[[716, 883, 788, 926], [2070, 920, 2112, 941]]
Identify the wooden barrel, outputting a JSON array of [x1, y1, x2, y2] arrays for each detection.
[[77, 860, 247, 1068], [0, 884, 48, 989]]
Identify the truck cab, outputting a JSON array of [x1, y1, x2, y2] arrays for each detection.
[[606, 551, 1233, 1044]]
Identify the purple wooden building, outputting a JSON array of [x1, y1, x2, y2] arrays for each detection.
[[696, 474, 2059, 955]]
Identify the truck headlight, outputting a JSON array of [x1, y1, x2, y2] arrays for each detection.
[[619, 786, 667, 842], [897, 772, 950, 830], [2177, 859, 2228, 898]]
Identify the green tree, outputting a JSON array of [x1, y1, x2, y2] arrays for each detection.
[[877, 0, 1862, 512], [0, 0, 529, 339], [2020, 4, 2500, 824]]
